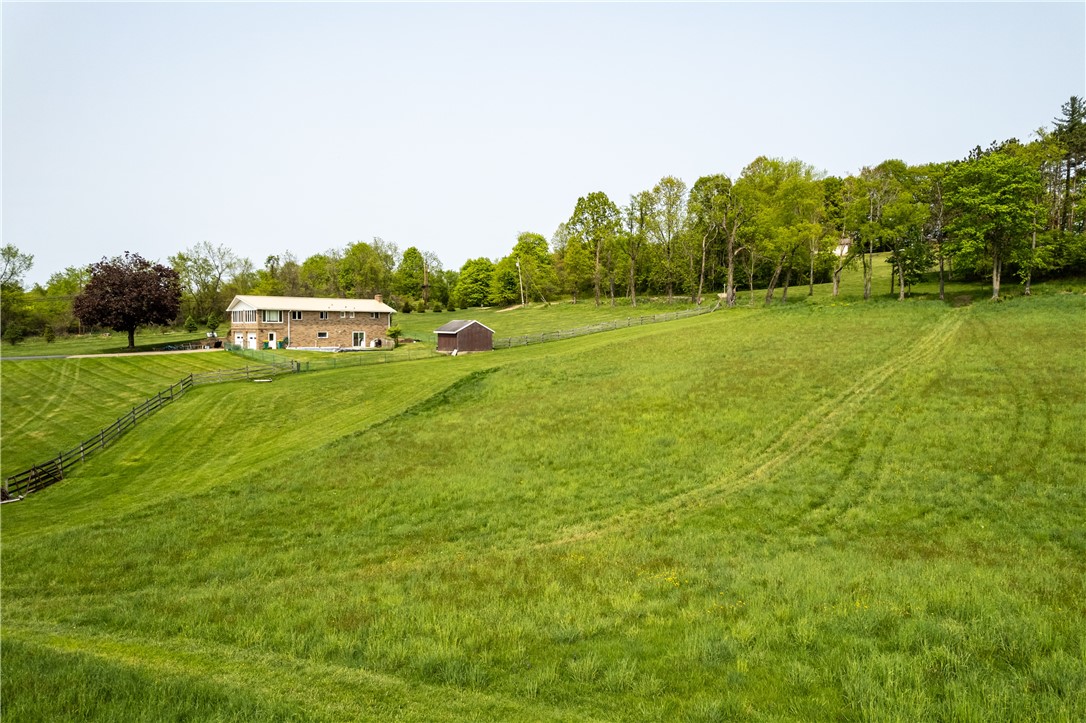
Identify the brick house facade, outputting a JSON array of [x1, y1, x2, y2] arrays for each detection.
[[226, 295, 396, 350]]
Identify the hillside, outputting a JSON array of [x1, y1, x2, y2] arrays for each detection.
[[2, 294, 1084, 721]]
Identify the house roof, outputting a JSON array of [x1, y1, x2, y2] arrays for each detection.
[[434, 319, 495, 335], [227, 295, 396, 314]]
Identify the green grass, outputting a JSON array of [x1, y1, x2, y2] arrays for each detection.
[[0, 328, 215, 358], [1, 352, 254, 478], [2, 281, 1084, 720]]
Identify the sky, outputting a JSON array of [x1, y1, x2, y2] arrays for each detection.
[[4, 2, 1085, 288]]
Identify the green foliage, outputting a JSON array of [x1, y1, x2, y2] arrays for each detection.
[[488, 255, 520, 306], [206, 311, 223, 333], [43, 324, 56, 343], [946, 151, 1043, 298], [184, 315, 199, 333], [395, 246, 426, 299], [454, 257, 494, 308], [2, 322, 27, 346], [73, 253, 182, 349], [385, 325, 403, 348], [2, 296, 1083, 721], [400, 298, 413, 314]]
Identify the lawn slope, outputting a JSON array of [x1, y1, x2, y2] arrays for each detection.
[[2, 296, 1084, 721], [1, 352, 254, 478]]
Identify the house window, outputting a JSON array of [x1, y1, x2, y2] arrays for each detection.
[[291, 311, 303, 320], [370, 312, 379, 319], [349, 312, 355, 319], [231, 310, 256, 323], [319, 312, 329, 320], [262, 310, 282, 323], [317, 331, 329, 339], [340, 312, 347, 319]]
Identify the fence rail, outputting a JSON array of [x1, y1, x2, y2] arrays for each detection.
[[2, 362, 299, 500], [226, 345, 442, 370], [492, 306, 715, 349], [3, 375, 195, 499], [3, 307, 713, 500]]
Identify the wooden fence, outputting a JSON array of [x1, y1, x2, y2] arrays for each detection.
[[2, 362, 296, 500], [493, 306, 716, 349]]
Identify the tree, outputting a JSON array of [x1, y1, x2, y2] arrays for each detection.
[[1053, 95, 1086, 232], [946, 151, 1043, 300], [453, 258, 494, 308], [395, 247, 426, 300], [73, 252, 182, 349], [340, 240, 392, 298], [299, 251, 343, 297], [687, 175, 732, 305], [619, 192, 654, 307], [567, 192, 620, 306], [1, 244, 33, 287], [646, 177, 688, 303], [1, 244, 34, 343], [169, 241, 240, 323]]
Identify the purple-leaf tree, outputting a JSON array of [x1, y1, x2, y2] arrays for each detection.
[[73, 252, 182, 349]]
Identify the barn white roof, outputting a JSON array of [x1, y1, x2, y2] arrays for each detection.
[[227, 295, 396, 314], [434, 319, 495, 334]]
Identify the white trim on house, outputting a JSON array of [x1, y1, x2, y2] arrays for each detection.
[[227, 295, 395, 314]]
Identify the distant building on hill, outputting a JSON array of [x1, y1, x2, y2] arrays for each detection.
[[226, 295, 395, 350], [434, 319, 494, 354]]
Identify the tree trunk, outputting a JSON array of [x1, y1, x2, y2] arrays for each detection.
[[764, 256, 785, 305], [992, 250, 1002, 300], [897, 259, 906, 301], [127, 327, 136, 349], [832, 265, 841, 297], [781, 249, 795, 303], [863, 240, 873, 300], [696, 233, 708, 306], [629, 253, 638, 308], [593, 241, 602, 307], [808, 248, 815, 296], [938, 246, 945, 302], [726, 232, 738, 308], [1025, 228, 1036, 296]]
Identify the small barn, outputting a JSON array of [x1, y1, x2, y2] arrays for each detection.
[[435, 319, 494, 354]]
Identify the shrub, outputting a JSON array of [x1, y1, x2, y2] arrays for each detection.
[[401, 299, 413, 314], [184, 316, 199, 332], [43, 325, 56, 343]]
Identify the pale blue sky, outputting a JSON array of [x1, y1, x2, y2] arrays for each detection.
[[4, 2, 1084, 287]]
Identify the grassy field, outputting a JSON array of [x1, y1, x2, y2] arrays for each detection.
[[1, 273, 1084, 720], [0, 352, 253, 478], [0, 329, 214, 358]]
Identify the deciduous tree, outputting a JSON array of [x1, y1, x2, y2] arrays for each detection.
[[73, 252, 181, 349], [946, 151, 1043, 300]]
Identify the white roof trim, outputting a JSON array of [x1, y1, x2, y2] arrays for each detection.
[[227, 295, 395, 314], [434, 319, 495, 335]]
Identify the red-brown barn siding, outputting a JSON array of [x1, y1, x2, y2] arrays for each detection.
[[437, 322, 493, 353]]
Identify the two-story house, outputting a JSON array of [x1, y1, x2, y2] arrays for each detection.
[[226, 295, 396, 350]]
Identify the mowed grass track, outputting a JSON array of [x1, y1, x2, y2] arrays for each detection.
[[2, 296, 1085, 721], [0, 352, 255, 478]]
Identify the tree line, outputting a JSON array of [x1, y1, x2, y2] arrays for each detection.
[[2, 96, 1083, 344]]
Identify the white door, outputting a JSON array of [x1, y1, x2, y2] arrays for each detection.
[[268, 331, 276, 350], [234, 333, 243, 348], [247, 333, 257, 350], [352, 331, 365, 348]]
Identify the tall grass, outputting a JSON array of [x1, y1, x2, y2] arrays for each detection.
[[2, 294, 1083, 721]]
